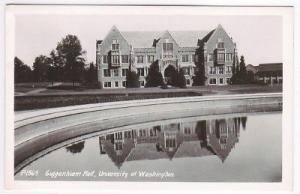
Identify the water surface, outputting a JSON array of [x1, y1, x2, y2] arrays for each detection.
[[15, 112, 282, 182]]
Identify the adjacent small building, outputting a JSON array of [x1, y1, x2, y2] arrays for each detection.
[[246, 63, 283, 85], [96, 24, 239, 89]]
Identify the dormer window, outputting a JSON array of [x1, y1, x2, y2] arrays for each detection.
[[112, 43, 119, 50]]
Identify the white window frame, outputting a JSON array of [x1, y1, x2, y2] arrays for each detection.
[[209, 78, 217, 85], [103, 69, 111, 77], [104, 82, 111, 88], [137, 56, 144, 64], [182, 54, 189, 63], [122, 68, 128, 77]]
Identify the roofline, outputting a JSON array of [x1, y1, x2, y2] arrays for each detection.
[[205, 24, 235, 46]]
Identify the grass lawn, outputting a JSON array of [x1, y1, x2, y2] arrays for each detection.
[[15, 82, 56, 93], [14, 83, 282, 111]]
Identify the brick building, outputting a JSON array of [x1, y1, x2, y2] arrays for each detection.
[[96, 24, 239, 89]]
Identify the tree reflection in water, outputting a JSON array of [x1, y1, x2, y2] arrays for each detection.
[[66, 141, 85, 154]]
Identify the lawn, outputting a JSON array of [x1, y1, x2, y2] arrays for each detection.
[[15, 82, 55, 93], [14, 91, 202, 111], [14, 83, 282, 111]]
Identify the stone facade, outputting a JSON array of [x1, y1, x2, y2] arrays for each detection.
[[96, 25, 238, 89]]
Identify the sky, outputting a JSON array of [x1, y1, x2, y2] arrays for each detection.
[[15, 14, 282, 67]]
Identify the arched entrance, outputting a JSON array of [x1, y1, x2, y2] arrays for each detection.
[[164, 65, 177, 86]]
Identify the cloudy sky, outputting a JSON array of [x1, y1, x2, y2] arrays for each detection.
[[15, 14, 282, 67]]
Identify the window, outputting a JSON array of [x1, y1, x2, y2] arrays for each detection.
[[124, 131, 132, 138], [182, 55, 189, 62], [115, 142, 123, 150], [217, 53, 225, 61], [219, 78, 224, 84], [209, 67, 216, 74], [217, 42, 224, 48], [209, 78, 216, 85], [104, 82, 111, 88], [137, 68, 145, 77], [184, 127, 191, 134], [208, 54, 214, 62], [121, 55, 129, 63], [112, 55, 120, 64], [163, 43, 173, 52], [122, 68, 128, 77], [122, 81, 127, 87], [226, 53, 233, 61], [150, 128, 157, 137], [147, 55, 155, 63], [113, 69, 119, 77], [166, 138, 176, 148], [115, 132, 123, 140], [115, 81, 119, 87], [103, 55, 108, 63], [103, 69, 111, 77], [112, 40, 119, 50], [219, 67, 224, 74], [226, 66, 232, 74], [140, 80, 145, 87], [139, 129, 146, 137], [137, 56, 144, 63]]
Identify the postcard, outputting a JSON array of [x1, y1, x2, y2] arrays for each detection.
[[4, 4, 294, 192]]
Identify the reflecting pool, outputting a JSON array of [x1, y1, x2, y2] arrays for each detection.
[[15, 112, 282, 182]]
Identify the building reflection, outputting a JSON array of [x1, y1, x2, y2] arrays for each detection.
[[98, 117, 246, 168]]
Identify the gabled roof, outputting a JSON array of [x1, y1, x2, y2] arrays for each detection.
[[120, 30, 210, 48], [170, 31, 210, 47], [121, 31, 161, 48]]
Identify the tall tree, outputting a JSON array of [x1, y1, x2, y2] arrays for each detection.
[[32, 55, 51, 82], [164, 65, 178, 86], [192, 66, 206, 86], [49, 49, 65, 82], [126, 70, 140, 88], [231, 55, 253, 84], [177, 68, 187, 88], [84, 62, 98, 84], [56, 35, 86, 86], [192, 49, 207, 86], [145, 60, 164, 87], [239, 56, 247, 77], [14, 57, 32, 83]]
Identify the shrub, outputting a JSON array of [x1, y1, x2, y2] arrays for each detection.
[[145, 60, 164, 87], [126, 70, 140, 88]]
